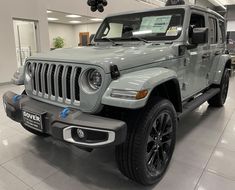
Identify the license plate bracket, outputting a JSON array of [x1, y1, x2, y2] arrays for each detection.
[[22, 110, 45, 132]]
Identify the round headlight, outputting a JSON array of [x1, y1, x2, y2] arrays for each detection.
[[87, 69, 102, 90], [25, 63, 33, 82], [26, 63, 33, 77]]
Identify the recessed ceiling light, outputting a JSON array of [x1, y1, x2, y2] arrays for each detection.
[[47, 10, 52, 13], [90, 18, 103, 21], [66, 14, 81, 18], [69, 20, 82, 24], [48, 18, 59, 21]]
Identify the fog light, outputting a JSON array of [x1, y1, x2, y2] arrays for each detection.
[[77, 129, 85, 139]]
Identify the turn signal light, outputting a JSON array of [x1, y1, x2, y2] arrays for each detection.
[[136, 90, 148, 100]]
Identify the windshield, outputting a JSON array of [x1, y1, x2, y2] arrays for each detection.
[[95, 9, 185, 42]]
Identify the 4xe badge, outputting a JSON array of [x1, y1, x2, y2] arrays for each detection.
[[23, 111, 41, 122]]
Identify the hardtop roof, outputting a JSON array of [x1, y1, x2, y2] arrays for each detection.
[[106, 5, 224, 20]]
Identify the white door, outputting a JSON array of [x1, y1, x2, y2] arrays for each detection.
[[13, 19, 39, 67]]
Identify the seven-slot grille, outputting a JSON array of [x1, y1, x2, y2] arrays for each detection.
[[28, 62, 82, 105]]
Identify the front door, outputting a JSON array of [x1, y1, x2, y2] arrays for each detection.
[[183, 12, 210, 99]]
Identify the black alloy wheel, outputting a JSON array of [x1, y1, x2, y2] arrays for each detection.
[[116, 98, 177, 185], [146, 112, 174, 175], [208, 68, 230, 107]]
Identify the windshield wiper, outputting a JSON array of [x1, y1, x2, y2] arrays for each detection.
[[102, 37, 121, 46], [126, 36, 150, 43]]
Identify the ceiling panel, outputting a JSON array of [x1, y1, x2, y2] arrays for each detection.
[[47, 10, 103, 25]]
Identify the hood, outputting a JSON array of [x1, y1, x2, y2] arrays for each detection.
[[29, 44, 176, 73]]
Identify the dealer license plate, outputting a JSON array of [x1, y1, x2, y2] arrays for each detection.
[[22, 110, 43, 132]]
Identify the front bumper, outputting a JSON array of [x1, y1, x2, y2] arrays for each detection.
[[2, 91, 127, 148]]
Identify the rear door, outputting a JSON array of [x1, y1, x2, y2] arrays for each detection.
[[208, 18, 226, 84], [207, 16, 219, 83]]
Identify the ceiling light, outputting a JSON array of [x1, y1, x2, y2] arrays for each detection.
[[135, 0, 164, 7], [66, 14, 81, 18], [90, 18, 103, 21], [48, 18, 59, 21], [69, 20, 82, 24], [47, 10, 52, 13]]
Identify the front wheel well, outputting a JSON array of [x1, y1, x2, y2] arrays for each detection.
[[148, 79, 182, 113], [225, 59, 232, 69]]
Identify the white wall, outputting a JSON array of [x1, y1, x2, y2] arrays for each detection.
[[0, 0, 50, 83], [48, 23, 77, 48], [226, 5, 235, 32]]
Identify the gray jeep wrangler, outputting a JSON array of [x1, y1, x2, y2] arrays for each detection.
[[3, 5, 231, 185]]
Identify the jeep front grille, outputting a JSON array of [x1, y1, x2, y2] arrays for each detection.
[[29, 62, 82, 106]]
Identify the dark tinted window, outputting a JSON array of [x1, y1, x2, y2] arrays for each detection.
[[189, 14, 205, 43], [190, 14, 205, 28]]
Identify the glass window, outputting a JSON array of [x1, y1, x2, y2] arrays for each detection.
[[209, 17, 218, 44], [95, 9, 185, 42], [218, 21, 225, 43], [188, 14, 205, 44], [189, 14, 205, 28], [227, 31, 235, 54]]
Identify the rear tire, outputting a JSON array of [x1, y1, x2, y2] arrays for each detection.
[[115, 98, 177, 185], [208, 68, 230, 107]]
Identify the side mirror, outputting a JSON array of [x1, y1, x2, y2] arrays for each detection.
[[191, 27, 208, 44]]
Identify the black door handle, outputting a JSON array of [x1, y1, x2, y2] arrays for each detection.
[[202, 54, 210, 59], [215, 51, 221, 55]]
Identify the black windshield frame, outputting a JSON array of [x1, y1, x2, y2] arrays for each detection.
[[95, 9, 185, 42]]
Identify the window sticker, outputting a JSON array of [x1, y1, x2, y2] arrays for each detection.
[[140, 15, 172, 33], [166, 27, 179, 36]]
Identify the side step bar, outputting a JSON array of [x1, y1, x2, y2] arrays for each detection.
[[178, 88, 220, 119]]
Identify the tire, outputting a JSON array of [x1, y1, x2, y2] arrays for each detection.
[[115, 98, 177, 185], [208, 68, 230, 107]]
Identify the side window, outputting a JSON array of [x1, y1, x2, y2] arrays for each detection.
[[189, 14, 205, 43], [103, 23, 124, 38], [218, 20, 225, 43], [209, 17, 218, 44]]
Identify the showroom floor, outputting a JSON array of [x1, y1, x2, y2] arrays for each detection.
[[0, 76, 235, 190]]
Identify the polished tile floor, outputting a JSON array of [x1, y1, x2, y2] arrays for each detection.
[[0, 76, 235, 190]]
